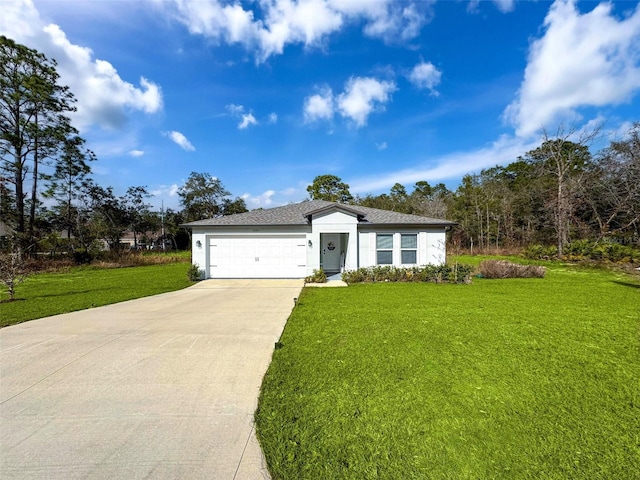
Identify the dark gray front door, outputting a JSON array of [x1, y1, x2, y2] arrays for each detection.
[[321, 233, 341, 272]]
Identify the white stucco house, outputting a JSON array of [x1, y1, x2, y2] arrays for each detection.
[[182, 200, 456, 279]]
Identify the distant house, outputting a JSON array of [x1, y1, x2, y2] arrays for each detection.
[[182, 200, 455, 279], [120, 231, 149, 250], [120, 231, 176, 251]]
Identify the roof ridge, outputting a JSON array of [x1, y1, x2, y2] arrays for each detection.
[[181, 199, 455, 227]]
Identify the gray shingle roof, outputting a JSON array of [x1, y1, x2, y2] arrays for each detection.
[[182, 200, 455, 227]]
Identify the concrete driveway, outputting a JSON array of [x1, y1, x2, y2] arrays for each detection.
[[0, 279, 303, 479]]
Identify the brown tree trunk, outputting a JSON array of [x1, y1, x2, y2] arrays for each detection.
[[28, 113, 39, 246]]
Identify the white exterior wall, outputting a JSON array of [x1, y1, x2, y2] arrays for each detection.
[[307, 210, 359, 275], [357, 228, 448, 269], [358, 231, 372, 268], [191, 228, 208, 278], [425, 230, 447, 265]]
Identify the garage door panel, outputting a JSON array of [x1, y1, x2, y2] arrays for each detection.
[[209, 236, 306, 278]]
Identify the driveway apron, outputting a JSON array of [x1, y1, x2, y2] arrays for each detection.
[[0, 279, 303, 479]]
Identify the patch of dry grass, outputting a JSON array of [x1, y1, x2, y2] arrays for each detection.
[[24, 251, 190, 273], [479, 259, 546, 278]]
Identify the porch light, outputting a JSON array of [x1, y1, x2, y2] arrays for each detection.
[[308, 240, 312, 247], [196, 240, 202, 248]]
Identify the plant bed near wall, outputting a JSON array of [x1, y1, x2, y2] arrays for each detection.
[[305, 268, 328, 284], [341, 263, 473, 284]]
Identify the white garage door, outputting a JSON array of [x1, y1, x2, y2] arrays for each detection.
[[208, 235, 307, 278]]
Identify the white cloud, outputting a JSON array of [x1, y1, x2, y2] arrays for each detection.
[[337, 77, 396, 127], [492, 0, 515, 13], [360, 2, 430, 43], [605, 120, 635, 142], [157, 0, 432, 62], [150, 184, 181, 210], [129, 150, 145, 157], [226, 104, 261, 128], [165, 131, 195, 151], [408, 61, 442, 95], [0, 0, 163, 131], [304, 77, 396, 127], [256, 0, 344, 60], [226, 103, 245, 114], [467, 0, 515, 14], [151, 183, 180, 198], [242, 189, 276, 209], [350, 135, 538, 194], [238, 113, 258, 129], [196, 1, 256, 43], [376, 142, 388, 151], [303, 87, 335, 123], [267, 112, 278, 124], [242, 186, 306, 209], [505, 0, 640, 138]]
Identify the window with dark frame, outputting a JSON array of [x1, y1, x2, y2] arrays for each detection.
[[376, 234, 393, 265], [401, 234, 417, 264]]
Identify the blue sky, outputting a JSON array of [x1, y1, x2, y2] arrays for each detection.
[[2, 0, 640, 210]]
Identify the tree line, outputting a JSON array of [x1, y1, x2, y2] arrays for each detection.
[[308, 123, 640, 258]]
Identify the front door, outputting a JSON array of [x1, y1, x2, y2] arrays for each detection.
[[321, 233, 341, 273]]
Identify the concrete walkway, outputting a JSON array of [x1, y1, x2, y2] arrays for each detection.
[[0, 279, 303, 479]]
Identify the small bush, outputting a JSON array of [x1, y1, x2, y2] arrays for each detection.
[[187, 263, 204, 281], [479, 260, 546, 279], [73, 249, 93, 265], [523, 244, 558, 260], [341, 264, 473, 284], [305, 268, 327, 283], [565, 239, 593, 257], [591, 242, 636, 263]]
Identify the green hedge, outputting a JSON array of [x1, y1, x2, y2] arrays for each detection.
[[341, 264, 473, 284]]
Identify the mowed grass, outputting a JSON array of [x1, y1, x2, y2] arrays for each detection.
[[256, 264, 640, 479], [1, 263, 193, 327]]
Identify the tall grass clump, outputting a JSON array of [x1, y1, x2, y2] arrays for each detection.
[[479, 260, 546, 278]]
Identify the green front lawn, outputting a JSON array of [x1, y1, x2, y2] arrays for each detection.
[[256, 264, 640, 479], [0, 263, 194, 327]]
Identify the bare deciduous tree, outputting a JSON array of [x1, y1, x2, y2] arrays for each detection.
[[584, 123, 640, 242], [532, 124, 600, 257], [0, 242, 28, 301]]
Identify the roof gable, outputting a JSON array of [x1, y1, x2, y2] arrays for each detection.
[[304, 204, 366, 222]]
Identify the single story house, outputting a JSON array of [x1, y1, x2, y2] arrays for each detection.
[[183, 200, 456, 279]]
